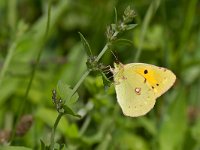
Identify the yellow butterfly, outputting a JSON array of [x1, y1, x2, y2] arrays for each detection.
[[112, 63, 176, 117]]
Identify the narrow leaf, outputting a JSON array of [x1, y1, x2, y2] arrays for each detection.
[[40, 140, 45, 150], [124, 24, 137, 30], [0, 146, 32, 150], [101, 72, 111, 90], [78, 32, 93, 57], [159, 86, 187, 150], [40, 140, 49, 150], [114, 38, 134, 46], [114, 7, 118, 24]]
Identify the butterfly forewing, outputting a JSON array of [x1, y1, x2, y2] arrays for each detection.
[[127, 63, 176, 98]]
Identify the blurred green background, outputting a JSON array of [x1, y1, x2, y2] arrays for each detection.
[[0, 0, 200, 149]]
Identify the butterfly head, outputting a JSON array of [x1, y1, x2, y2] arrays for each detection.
[[112, 62, 126, 83]]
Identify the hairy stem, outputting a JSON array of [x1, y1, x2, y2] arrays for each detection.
[[50, 113, 63, 150]]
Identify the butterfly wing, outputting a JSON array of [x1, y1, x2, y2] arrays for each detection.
[[114, 64, 157, 117], [114, 63, 176, 117], [126, 63, 176, 98]]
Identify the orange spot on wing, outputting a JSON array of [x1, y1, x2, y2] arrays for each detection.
[[135, 68, 158, 86]]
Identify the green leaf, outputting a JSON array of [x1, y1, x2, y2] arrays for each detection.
[[191, 118, 200, 143], [59, 144, 65, 150], [114, 38, 134, 46], [110, 131, 149, 150], [78, 32, 93, 57], [0, 146, 32, 150], [111, 24, 117, 31], [36, 107, 79, 138], [53, 143, 65, 150], [57, 80, 80, 118], [96, 134, 112, 150], [40, 140, 45, 150], [101, 72, 112, 90], [57, 80, 79, 105], [114, 8, 118, 24], [0, 77, 19, 105], [124, 24, 137, 31], [158, 86, 187, 150], [138, 117, 157, 136], [62, 105, 81, 118], [57, 80, 71, 101], [181, 64, 200, 84], [40, 140, 49, 150], [69, 92, 79, 105]]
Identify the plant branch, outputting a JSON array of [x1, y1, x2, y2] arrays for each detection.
[[50, 31, 119, 148], [50, 113, 63, 150], [68, 31, 119, 99]]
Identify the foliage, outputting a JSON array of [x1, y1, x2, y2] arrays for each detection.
[[0, 0, 200, 149]]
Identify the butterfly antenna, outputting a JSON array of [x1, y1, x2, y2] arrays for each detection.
[[100, 64, 111, 73], [111, 50, 120, 64], [107, 75, 114, 80]]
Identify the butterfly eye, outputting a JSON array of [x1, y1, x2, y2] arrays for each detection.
[[156, 83, 159, 86], [144, 70, 148, 74]]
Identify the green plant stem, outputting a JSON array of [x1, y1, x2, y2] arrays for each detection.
[[96, 44, 109, 62], [7, 0, 17, 32], [0, 42, 16, 87], [50, 113, 63, 150], [134, 0, 161, 62], [10, 0, 52, 143], [71, 42, 112, 96], [70, 70, 90, 99], [69, 32, 119, 98], [50, 31, 119, 148], [95, 31, 119, 61], [79, 116, 91, 136]]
